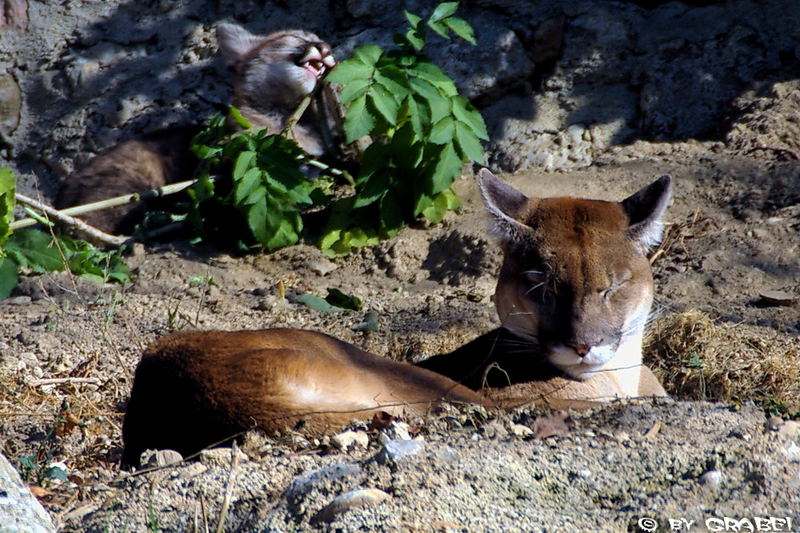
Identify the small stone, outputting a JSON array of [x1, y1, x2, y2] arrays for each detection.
[[378, 421, 412, 443], [577, 468, 592, 479], [130, 243, 146, 257], [285, 463, 362, 502], [308, 258, 338, 276], [313, 488, 390, 523], [376, 439, 424, 465], [434, 446, 459, 463], [199, 447, 248, 467], [759, 290, 798, 307], [781, 441, 800, 462], [778, 421, 800, 440], [613, 431, 630, 443], [331, 430, 369, 452], [510, 424, 534, 438], [175, 462, 207, 480], [699, 469, 723, 487], [140, 449, 183, 468]]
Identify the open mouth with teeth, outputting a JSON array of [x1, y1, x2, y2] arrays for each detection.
[[298, 46, 336, 79]]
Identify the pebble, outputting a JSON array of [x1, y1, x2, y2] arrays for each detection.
[[175, 462, 207, 480], [313, 488, 390, 523], [699, 469, 723, 487], [434, 446, 460, 463], [376, 439, 424, 465], [331, 430, 369, 452], [378, 420, 412, 443], [510, 424, 534, 438], [140, 449, 183, 468], [199, 447, 248, 467], [308, 258, 338, 276], [285, 463, 362, 502], [781, 441, 800, 462], [778, 421, 800, 440], [758, 290, 798, 307]]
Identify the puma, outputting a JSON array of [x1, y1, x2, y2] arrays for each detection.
[[56, 24, 339, 235], [121, 169, 672, 467]]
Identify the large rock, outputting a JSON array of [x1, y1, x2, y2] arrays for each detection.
[[0, 452, 56, 533]]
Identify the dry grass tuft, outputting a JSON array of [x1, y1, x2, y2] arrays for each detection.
[[645, 310, 800, 409]]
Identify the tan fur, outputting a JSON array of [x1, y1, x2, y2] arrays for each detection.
[[121, 329, 481, 466], [56, 24, 339, 235], [121, 170, 672, 466]]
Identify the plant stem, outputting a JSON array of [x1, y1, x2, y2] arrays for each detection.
[[13, 193, 128, 246]]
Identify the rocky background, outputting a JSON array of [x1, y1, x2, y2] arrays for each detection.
[[2, 0, 800, 195], [1, 1, 799, 531]]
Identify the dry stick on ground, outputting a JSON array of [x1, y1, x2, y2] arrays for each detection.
[[215, 442, 241, 533], [13, 193, 128, 247]]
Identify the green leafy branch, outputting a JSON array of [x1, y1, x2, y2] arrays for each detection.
[[0, 168, 130, 299], [320, 1, 487, 256], [185, 2, 486, 257]]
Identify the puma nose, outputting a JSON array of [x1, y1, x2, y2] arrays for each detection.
[[566, 342, 593, 356]]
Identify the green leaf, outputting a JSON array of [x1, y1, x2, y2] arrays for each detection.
[[228, 107, 253, 129], [429, 116, 455, 145], [404, 10, 422, 28], [296, 293, 347, 313], [427, 20, 449, 39], [454, 121, 485, 164], [379, 192, 405, 233], [410, 62, 452, 84], [232, 151, 256, 181], [368, 83, 400, 125], [353, 44, 383, 67], [452, 96, 489, 140], [374, 67, 410, 99], [325, 288, 363, 311], [0, 167, 15, 248], [4, 230, 63, 273], [405, 95, 431, 134], [422, 190, 450, 223], [343, 94, 377, 143], [408, 78, 450, 123], [0, 256, 18, 300], [444, 17, 476, 44], [327, 59, 375, 85], [354, 171, 390, 208], [234, 167, 262, 204], [246, 200, 270, 247], [441, 187, 462, 210], [339, 77, 371, 104], [404, 28, 425, 51], [430, 2, 459, 22], [428, 142, 463, 195]]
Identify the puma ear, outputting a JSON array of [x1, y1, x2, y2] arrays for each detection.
[[217, 23, 264, 66], [621, 175, 673, 249], [477, 168, 532, 242]]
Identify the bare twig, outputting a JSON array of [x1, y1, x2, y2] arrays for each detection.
[[31, 377, 101, 386], [11, 177, 215, 232], [215, 442, 240, 533], [13, 193, 128, 246], [200, 492, 209, 533], [753, 144, 800, 160], [282, 94, 313, 138]]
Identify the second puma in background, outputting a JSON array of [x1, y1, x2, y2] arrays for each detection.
[[56, 24, 339, 234]]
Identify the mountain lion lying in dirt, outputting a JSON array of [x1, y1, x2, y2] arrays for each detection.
[[121, 169, 672, 467], [56, 23, 339, 235]]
